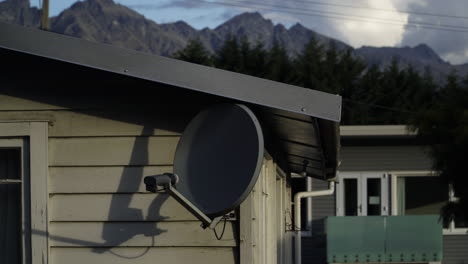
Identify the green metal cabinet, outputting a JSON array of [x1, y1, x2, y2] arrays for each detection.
[[326, 215, 442, 263]]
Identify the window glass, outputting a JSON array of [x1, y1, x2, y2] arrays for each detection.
[[455, 215, 468, 228], [403, 177, 448, 216], [344, 178, 358, 216], [0, 149, 21, 179], [0, 149, 22, 264], [367, 178, 381, 216]]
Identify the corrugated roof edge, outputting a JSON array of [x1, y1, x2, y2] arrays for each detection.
[[0, 21, 341, 122]]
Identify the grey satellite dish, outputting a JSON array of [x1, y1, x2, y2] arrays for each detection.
[[144, 104, 264, 229]]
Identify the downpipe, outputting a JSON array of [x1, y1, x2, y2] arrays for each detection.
[[294, 181, 335, 264]]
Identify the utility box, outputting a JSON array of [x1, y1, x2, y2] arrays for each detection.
[[327, 215, 443, 263]]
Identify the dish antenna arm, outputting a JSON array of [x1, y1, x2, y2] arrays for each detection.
[[144, 173, 223, 229]]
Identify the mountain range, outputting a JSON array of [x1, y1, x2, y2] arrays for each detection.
[[1, 0, 467, 82]]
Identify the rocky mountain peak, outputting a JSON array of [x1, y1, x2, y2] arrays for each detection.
[[289, 23, 307, 33], [0, 0, 40, 26], [413, 44, 444, 63], [226, 12, 270, 25], [215, 11, 273, 32], [0, 0, 30, 8]]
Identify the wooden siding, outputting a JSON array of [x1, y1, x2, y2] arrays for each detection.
[[239, 158, 293, 264], [444, 235, 468, 264], [0, 94, 239, 264], [49, 166, 173, 193], [340, 146, 432, 171], [310, 178, 335, 235], [49, 222, 236, 247], [50, 194, 196, 221], [51, 247, 237, 264], [49, 137, 179, 166]]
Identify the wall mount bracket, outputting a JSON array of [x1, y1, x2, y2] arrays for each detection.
[[144, 173, 223, 229]]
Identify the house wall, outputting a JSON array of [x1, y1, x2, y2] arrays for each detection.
[[240, 158, 294, 264], [339, 145, 432, 171], [303, 144, 468, 264], [444, 235, 468, 264], [0, 94, 239, 264]]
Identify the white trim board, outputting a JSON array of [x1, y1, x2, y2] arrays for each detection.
[[0, 121, 49, 264]]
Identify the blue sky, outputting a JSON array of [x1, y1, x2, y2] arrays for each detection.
[[30, 0, 237, 29], [25, 0, 468, 64]]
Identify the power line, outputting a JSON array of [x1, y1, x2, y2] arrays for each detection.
[[224, 0, 468, 31], [155, 0, 468, 33], [290, 0, 468, 21], [129, 1, 468, 33]]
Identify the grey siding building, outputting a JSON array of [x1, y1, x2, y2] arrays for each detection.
[[303, 125, 468, 264]]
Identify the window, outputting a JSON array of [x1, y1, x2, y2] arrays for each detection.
[[0, 122, 48, 264], [0, 146, 24, 263], [391, 171, 468, 235], [337, 172, 389, 216]]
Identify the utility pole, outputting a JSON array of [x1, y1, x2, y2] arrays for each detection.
[[40, 0, 49, 30]]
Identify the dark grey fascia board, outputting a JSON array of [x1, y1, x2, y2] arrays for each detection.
[[0, 22, 341, 122]]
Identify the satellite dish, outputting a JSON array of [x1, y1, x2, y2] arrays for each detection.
[[145, 104, 264, 228], [174, 104, 264, 217]]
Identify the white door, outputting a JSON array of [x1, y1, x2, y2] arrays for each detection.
[[337, 172, 389, 216]]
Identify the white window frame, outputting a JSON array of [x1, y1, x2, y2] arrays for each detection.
[[390, 170, 468, 236], [0, 121, 49, 264], [336, 172, 389, 216]]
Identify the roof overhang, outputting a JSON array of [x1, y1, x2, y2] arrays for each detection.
[[0, 21, 341, 122], [0, 21, 341, 179]]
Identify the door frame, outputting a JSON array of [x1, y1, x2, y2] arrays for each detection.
[[337, 172, 389, 216]]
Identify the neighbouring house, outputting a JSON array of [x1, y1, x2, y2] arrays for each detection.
[[303, 125, 468, 264], [0, 21, 341, 264]]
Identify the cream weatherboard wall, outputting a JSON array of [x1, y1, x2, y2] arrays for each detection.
[[0, 94, 293, 264], [240, 157, 294, 264]]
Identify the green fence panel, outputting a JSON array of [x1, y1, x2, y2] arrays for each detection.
[[386, 215, 443, 262], [327, 216, 386, 263], [326, 215, 443, 263]]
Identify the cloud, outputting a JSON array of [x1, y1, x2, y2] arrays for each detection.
[[222, 0, 413, 48], [400, 0, 468, 64], [315, 0, 413, 48]]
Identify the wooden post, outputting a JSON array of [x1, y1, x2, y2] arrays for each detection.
[[40, 0, 49, 30]]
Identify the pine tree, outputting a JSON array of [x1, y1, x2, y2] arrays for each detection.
[[172, 39, 212, 66], [214, 35, 241, 72], [293, 37, 325, 91], [265, 40, 293, 83], [411, 71, 468, 226], [247, 41, 268, 78]]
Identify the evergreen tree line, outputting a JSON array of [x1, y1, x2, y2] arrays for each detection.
[[173, 36, 468, 221], [172, 36, 467, 125]]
